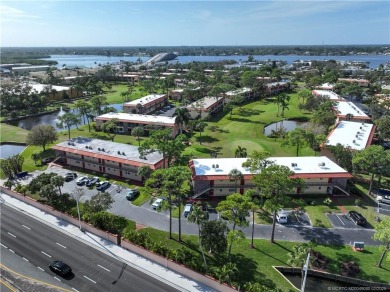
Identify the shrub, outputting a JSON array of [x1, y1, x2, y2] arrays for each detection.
[[323, 198, 332, 206], [355, 198, 362, 207]]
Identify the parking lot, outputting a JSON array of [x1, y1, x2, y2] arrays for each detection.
[[280, 210, 311, 227], [327, 213, 372, 229]]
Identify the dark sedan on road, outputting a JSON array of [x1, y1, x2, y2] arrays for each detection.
[[49, 260, 72, 276], [348, 211, 367, 226], [126, 189, 140, 200], [86, 177, 100, 187], [96, 181, 111, 191]]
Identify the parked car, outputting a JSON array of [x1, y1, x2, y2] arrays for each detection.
[[126, 189, 140, 200], [86, 177, 100, 187], [183, 204, 193, 217], [49, 261, 72, 276], [276, 210, 288, 224], [96, 181, 111, 191], [64, 172, 77, 182], [348, 211, 367, 226], [76, 176, 89, 186], [152, 198, 164, 210]]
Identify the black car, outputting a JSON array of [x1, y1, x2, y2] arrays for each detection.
[[126, 189, 140, 200], [49, 261, 72, 276], [86, 177, 100, 187], [64, 172, 77, 182], [348, 211, 367, 226], [96, 181, 111, 191]]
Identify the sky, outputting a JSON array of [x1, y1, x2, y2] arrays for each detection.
[[1, 1, 389, 47]]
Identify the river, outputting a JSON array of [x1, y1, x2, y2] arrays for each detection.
[[7, 104, 123, 131], [43, 54, 389, 69]]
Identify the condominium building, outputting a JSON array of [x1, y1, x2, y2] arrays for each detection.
[[312, 90, 345, 101], [53, 137, 165, 182], [189, 156, 352, 199], [187, 96, 224, 119], [95, 112, 179, 137], [320, 121, 376, 160], [334, 101, 371, 123], [123, 94, 167, 114]]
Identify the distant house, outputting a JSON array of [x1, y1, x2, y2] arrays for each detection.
[[320, 121, 376, 161], [53, 137, 165, 182], [95, 112, 179, 137], [123, 94, 167, 114], [338, 78, 370, 87], [315, 83, 335, 90], [29, 83, 79, 100], [189, 156, 352, 199], [312, 90, 345, 101], [265, 81, 290, 96]]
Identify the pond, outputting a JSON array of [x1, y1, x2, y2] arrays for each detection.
[[263, 120, 308, 136], [283, 273, 362, 291], [0, 144, 27, 159], [7, 104, 123, 131]]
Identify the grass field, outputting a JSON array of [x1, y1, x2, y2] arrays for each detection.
[[0, 123, 30, 143], [185, 94, 314, 158], [138, 228, 390, 290]]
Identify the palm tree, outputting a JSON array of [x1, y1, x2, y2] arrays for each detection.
[[50, 175, 65, 196], [234, 145, 247, 158], [280, 93, 290, 117], [187, 205, 208, 269], [173, 108, 191, 134], [132, 126, 145, 146], [137, 165, 152, 183], [228, 168, 243, 192]]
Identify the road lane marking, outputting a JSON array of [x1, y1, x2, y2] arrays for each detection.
[[56, 243, 67, 249], [98, 264, 110, 272], [22, 225, 31, 230], [7, 232, 16, 238], [54, 277, 61, 282], [9, 249, 15, 253], [83, 276, 96, 283], [1, 243, 8, 248], [72, 288, 80, 292], [336, 214, 345, 225], [23, 257, 29, 262], [38, 267, 45, 271], [41, 251, 52, 258]]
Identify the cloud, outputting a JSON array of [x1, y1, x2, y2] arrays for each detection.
[[0, 5, 40, 23]]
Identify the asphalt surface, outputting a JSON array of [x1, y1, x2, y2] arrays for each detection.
[[1, 204, 180, 292], [9, 166, 381, 247]]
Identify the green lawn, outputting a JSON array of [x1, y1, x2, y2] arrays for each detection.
[[0, 123, 30, 143], [137, 227, 390, 290], [185, 94, 314, 158]]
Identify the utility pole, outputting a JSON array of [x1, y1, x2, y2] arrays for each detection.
[[301, 252, 310, 292]]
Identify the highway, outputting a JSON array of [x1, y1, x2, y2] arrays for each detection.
[[0, 204, 180, 292]]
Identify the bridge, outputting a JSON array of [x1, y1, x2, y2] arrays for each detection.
[[143, 52, 178, 66]]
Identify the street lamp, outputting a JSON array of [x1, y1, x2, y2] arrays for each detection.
[[301, 252, 311, 292], [71, 187, 85, 230]]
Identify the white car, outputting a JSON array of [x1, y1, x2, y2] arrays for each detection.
[[276, 210, 288, 224], [152, 198, 164, 210], [183, 204, 193, 217], [75, 176, 89, 186]]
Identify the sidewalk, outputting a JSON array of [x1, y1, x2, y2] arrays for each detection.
[[0, 192, 215, 292]]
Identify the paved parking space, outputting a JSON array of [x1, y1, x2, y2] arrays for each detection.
[[327, 213, 373, 229], [275, 210, 311, 227]]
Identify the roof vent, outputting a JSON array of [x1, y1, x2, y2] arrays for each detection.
[[68, 142, 71, 145], [291, 163, 298, 167], [98, 148, 101, 151], [89, 146, 93, 149], [212, 164, 215, 168], [122, 152, 125, 155], [85, 146, 89, 149], [102, 148, 105, 152], [353, 140, 356, 143], [118, 150, 121, 154], [216, 164, 219, 168], [318, 162, 326, 167]]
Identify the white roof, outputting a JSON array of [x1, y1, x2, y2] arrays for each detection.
[[192, 156, 349, 177], [226, 87, 252, 96], [335, 101, 370, 118], [30, 84, 70, 93], [124, 94, 166, 106], [55, 137, 163, 165], [96, 112, 176, 125], [187, 96, 219, 110], [325, 121, 374, 150], [317, 83, 335, 90], [313, 90, 343, 100]]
